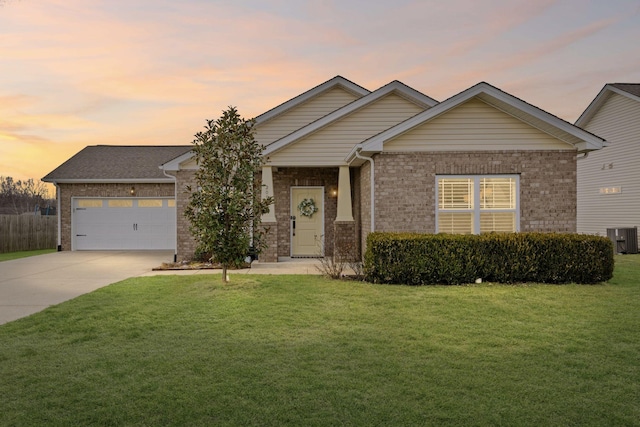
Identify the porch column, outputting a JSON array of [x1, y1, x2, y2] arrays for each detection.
[[334, 165, 357, 261], [260, 166, 278, 262], [335, 166, 353, 222], [261, 166, 276, 223]]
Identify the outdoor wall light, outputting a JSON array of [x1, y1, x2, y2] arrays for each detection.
[[130, 186, 136, 196], [330, 187, 338, 198]]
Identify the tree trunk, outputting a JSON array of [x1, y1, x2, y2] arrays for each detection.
[[222, 264, 228, 283]]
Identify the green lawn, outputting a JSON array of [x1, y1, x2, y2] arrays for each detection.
[[0, 249, 56, 262], [1, 256, 639, 426]]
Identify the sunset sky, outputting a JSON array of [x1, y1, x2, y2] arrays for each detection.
[[1, 0, 639, 193]]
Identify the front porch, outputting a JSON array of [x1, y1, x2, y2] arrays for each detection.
[[259, 165, 360, 262]]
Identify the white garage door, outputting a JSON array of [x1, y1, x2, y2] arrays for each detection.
[[73, 198, 176, 250]]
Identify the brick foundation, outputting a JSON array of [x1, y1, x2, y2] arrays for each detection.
[[334, 221, 357, 261], [259, 222, 278, 262]]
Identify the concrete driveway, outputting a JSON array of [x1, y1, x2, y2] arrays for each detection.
[[0, 251, 173, 325]]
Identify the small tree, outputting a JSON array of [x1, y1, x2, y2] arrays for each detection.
[[185, 107, 273, 282]]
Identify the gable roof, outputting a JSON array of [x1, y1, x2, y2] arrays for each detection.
[[263, 80, 439, 157], [576, 83, 640, 127], [347, 82, 605, 163], [43, 145, 192, 183], [254, 76, 370, 125]]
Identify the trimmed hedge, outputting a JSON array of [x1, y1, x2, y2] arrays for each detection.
[[364, 232, 614, 285]]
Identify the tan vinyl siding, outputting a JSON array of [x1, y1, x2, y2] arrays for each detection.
[[255, 87, 360, 146], [385, 98, 571, 151], [268, 93, 425, 166], [179, 158, 198, 170], [577, 92, 640, 236]]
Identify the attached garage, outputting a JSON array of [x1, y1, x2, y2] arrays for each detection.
[[72, 198, 176, 250], [43, 145, 192, 252]]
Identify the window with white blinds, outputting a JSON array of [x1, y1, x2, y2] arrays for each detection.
[[437, 176, 518, 234]]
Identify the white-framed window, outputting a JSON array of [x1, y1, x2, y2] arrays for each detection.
[[437, 175, 519, 234]]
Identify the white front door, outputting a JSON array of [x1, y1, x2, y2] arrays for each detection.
[[291, 187, 324, 257]]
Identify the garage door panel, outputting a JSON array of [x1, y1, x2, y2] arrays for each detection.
[[73, 198, 176, 250]]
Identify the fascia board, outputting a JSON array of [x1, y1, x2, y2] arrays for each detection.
[[576, 84, 640, 127], [575, 85, 610, 127], [477, 85, 605, 150], [161, 151, 195, 171], [610, 85, 640, 103], [263, 81, 437, 157], [43, 178, 174, 184], [344, 144, 363, 163], [389, 81, 439, 107], [254, 76, 370, 125]]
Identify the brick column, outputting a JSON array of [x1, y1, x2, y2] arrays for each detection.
[[334, 220, 358, 261], [259, 222, 278, 262]]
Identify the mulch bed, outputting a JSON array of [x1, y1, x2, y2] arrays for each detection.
[[152, 262, 251, 271]]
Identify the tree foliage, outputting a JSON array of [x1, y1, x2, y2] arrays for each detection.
[[0, 176, 53, 215], [185, 107, 273, 282]]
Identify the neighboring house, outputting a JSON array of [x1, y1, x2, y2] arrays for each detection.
[[576, 83, 640, 245], [44, 76, 605, 261], [43, 145, 191, 251]]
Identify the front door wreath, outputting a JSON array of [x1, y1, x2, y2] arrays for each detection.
[[298, 198, 318, 218]]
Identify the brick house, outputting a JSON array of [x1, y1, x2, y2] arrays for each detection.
[[43, 146, 191, 251], [44, 77, 605, 261], [163, 77, 605, 261]]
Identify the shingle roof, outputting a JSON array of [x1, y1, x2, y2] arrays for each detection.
[[610, 83, 640, 98], [43, 145, 192, 182]]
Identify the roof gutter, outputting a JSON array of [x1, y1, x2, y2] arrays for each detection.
[[42, 178, 174, 184], [352, 148, 375, 232]]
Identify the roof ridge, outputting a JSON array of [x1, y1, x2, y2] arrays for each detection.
[[254, 76, 370, 125]]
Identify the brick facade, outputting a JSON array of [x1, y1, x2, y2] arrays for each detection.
[[373, 150, 577, 235], [334, 221, 357, 261], [272, 167, 340, 259], [173, 169, 198, 261], [57, 182, 175, 251], [58, 150, 577, 260], [358, 161, 371, 255]]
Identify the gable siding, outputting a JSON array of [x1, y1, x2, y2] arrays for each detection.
[[577, 93, 640, 236], [384, 98, 570, 151], [268, 93, 425, 166], [255, 87, 361, 146]]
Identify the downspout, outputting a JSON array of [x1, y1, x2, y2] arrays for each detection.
[[577, 152, 589, 160], [54, 182, 61, 251], [162, 168, 178, 262], [353, 149, 375, 232]]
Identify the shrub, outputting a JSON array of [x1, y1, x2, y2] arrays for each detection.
[[364, 232, 614, 285]]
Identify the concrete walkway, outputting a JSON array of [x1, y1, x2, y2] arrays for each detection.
[[0, 252, 324, 325]]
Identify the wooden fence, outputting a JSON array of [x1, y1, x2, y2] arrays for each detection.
[[0, 215, 57, 253]]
